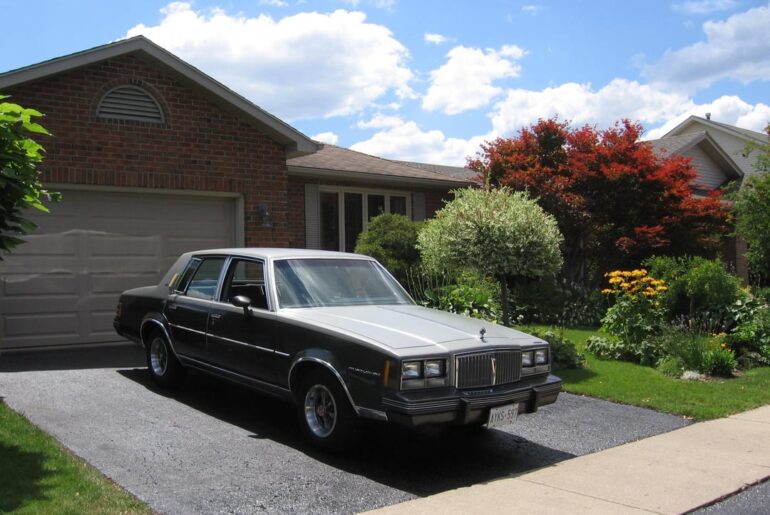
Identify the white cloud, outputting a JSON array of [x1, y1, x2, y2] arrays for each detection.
[[372, 0, 397, 10], [422, 45, 527, 115], [647, 2, 770, 90], [645, 95, 770, 139], [311, 131, 339, 145], [521, 4, 541, 14], [351, 117, 488, 165], [356, 113, 404, 129], [126, 3, 414, 120], [424, 32, 448, 44], [258, 0, 288, 7], [489, 79, 693, 136], [672, 0, 738, 14]]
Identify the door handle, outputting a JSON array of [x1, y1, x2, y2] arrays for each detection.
[[210, 313, 222, 320], [167, 304, 178, 311]]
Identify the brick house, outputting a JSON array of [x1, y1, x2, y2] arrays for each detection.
[[0, 36, 468, 351]]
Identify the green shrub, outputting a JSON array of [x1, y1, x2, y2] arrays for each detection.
[[644, 255, 743, 329], [526, 328, 584, 369], [355, 213, 422, 285], [753, 287, 770, 303], [703, 348, 737, 378], [407, 269, 501, 323], [507, 279, 604, 327], [657, 355, 684, 377], [585, 335, 662, 365], [727, 304, 770, 365], [653, 326, 711, 372]]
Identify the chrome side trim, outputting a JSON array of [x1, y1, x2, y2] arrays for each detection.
[[288, 356, 360, 416], [206, 333, 273, 354], [168, 323, 206, 336], [275, 350, 291, 358], [181, 355, 291, 393], [357, 407, 388, 421]]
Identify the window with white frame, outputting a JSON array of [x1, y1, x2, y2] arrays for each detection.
[[318, 188, 411, 252]]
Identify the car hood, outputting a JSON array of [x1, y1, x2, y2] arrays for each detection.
[[280, 304, 543, 352]]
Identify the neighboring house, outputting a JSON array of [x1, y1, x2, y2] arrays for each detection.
[[649, 115, 770, 279], [0, 36, 468, 351]]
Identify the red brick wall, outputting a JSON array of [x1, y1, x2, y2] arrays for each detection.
[[6, 54, 289, 247], [287, 176, 453, 248]]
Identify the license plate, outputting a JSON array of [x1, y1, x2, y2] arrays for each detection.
[[486, 403, 518, 429]]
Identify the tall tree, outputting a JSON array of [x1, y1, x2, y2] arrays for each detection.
[[735, 123, 770, 284], [468, 118, 730, 286], [0, 96, 59, 257]]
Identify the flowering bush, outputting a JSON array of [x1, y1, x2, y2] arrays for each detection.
[[598, 269, 667, 365]]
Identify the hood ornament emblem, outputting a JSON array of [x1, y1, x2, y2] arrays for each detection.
[[479, 327, 487, 342]]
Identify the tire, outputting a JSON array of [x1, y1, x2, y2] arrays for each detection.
[[146, 330, 186, 388], [296, 369, 360, 452]]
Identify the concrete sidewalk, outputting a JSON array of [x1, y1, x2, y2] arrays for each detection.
[[368, 406, 770, 515]]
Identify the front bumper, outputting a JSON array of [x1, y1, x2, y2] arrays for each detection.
[[382, 374, 561, 427]]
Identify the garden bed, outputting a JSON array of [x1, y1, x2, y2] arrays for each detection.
[[531, 326, 770, 420]]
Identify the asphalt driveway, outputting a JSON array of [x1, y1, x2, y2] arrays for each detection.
[[0, 345, 691, 514]]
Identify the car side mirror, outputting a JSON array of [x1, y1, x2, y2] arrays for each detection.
[[231, 295, 252, 314]]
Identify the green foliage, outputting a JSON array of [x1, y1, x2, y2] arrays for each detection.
[[656, 355, 684, 377], [354, 213, 422, 284], [727, 304, 770, 365], [644, 255, 743, 328], [586, 334, 662, 365], [703, 348, 738, 378], [599, 295, 665, 365], [525, 328, 584, 369], [407, 268, 501, 323], [418, 187, 563, 324], [510, 279, 605, 327], [733, 171, 770, 283], [0, 96, 59, 257]]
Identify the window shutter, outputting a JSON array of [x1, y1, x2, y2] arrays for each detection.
[[305, 184, 320, 249], [97, 86, 164, 123], [412, 192, 426, 221]]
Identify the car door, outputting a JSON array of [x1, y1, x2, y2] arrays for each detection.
[[206, 258, 280, 383], [164, 256, 226, 361]]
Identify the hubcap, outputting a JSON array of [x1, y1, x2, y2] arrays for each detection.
[[150, 337, 168, 376], [304, 384, 337, 438]]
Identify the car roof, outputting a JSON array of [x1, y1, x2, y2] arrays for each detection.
[[184, 248, 373, 261]]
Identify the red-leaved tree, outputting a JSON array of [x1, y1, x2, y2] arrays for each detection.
[[468, 118, 730, 286]]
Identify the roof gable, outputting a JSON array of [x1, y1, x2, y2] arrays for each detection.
[[0, 36, 317, 158], [665, 115, 768, 145]]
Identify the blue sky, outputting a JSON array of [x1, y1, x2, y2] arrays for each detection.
[[2, 0, 769, 164]]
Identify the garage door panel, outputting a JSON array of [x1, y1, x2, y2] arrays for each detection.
[[88, 235, 161, 257], [0, 189, 237, 350], [4, 312, 79, 338], [10, 232, 78, 257], [3, 274, 78, 296]]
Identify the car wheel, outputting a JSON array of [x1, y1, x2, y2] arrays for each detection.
[[146, 330, 186, 388], [297, 369, 360, 452]]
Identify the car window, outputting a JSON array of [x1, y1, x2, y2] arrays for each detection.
[[173, 258, 201, 293], [185, 258, 225, 300], [274, 258, 413, 308], [221, 259, 269, 310]]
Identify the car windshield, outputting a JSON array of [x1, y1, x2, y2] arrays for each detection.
[[273, 258, 414, 308]]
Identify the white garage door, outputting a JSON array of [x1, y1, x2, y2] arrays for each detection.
[[0, 189, 237, 351]]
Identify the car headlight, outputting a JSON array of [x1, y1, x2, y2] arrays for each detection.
[[401, 358, 448, 389], [522, 351, 533, 367], [424, 360, 445, 378], [535, 349, 548, 365], [402, 361, 422, 379]]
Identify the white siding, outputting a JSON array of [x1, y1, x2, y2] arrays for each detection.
[[682, 145, 728, 189]]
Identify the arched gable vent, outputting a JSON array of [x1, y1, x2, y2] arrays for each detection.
[[97, 85, 164, 123]]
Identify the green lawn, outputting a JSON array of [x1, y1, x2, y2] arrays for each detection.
[[0, 400, 151, 514], [530, 326, 770, 420]]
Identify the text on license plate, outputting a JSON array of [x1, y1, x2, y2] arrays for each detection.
[[487, 403, 519, 429]]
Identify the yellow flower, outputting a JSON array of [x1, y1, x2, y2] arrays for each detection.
[[609, 277, 622, 284], [601, 288, 613, 295]]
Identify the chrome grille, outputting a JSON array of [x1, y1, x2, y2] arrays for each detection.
[[455, 350, 521, 389]]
